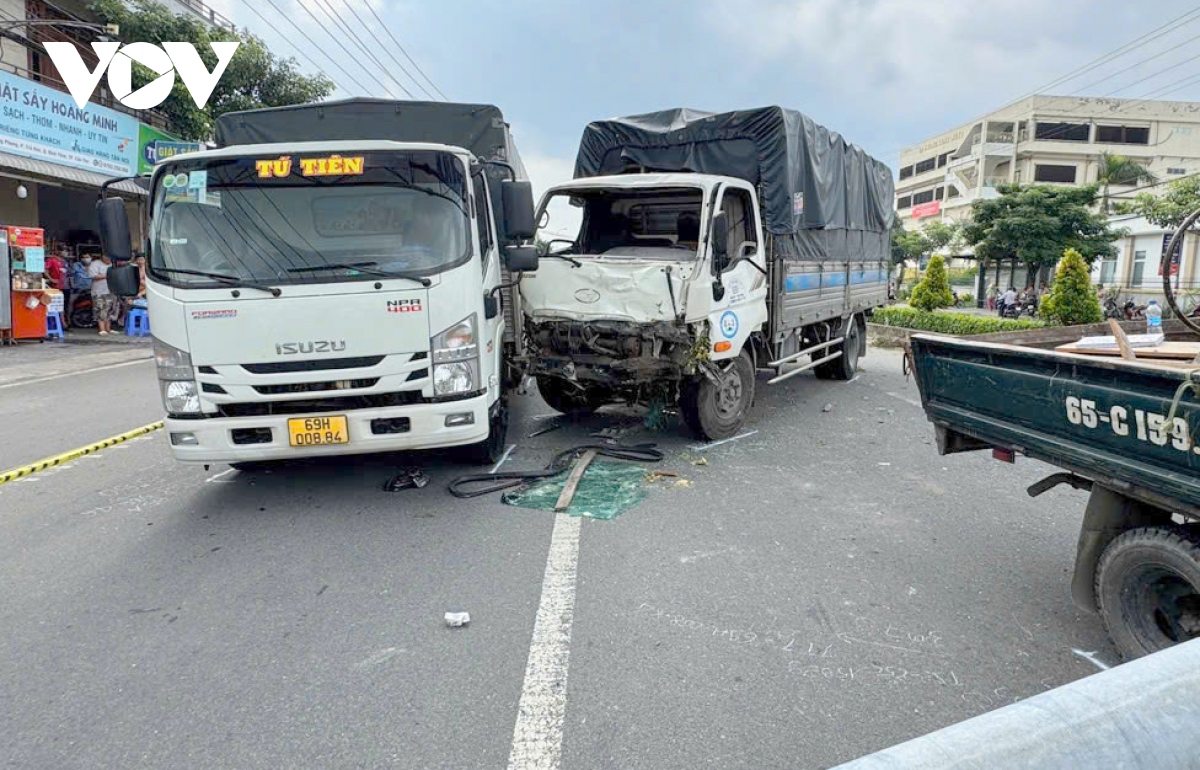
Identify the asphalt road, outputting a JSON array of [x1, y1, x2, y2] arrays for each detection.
[[0, 346, 1116, 769]]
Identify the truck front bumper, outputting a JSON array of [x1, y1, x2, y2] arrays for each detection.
[[163, 393, 491, 464]]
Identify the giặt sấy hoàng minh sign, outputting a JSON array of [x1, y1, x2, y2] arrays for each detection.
[[0, 69, 138, 176]]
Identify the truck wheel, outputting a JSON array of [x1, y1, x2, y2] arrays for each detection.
[[536, 376, 606, 415], [465, 404, 508, 465], [679, 349, 754, 441], [814, 317, 861, 381], [1095, 526, 1200, 660]]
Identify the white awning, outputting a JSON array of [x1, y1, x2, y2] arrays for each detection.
[[0, 151, 147, 196]]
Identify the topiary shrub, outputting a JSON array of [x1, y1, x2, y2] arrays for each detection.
[[1040, 248, 1103, 326], [910, 254, 955, 311]]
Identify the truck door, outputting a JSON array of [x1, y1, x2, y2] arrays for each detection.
[[473, 171, 504, 386], [707, 183, 769, 361]]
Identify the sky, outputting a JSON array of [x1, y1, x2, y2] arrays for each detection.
[[191, 0, 1200, 198]]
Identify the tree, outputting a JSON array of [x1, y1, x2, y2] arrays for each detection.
[[890, 219, 927, 291], [910, 254, 954, 311], [1125, 175, 1200, 230], [962, 184, 1119, 283], [1096, 152, 1157, 213], [1040, 248, 1104, 326], [90, 0, 335, 141], [921, 220, 961, 258]]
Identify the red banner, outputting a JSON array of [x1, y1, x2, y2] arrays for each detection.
[[911, 200, 941, 219]]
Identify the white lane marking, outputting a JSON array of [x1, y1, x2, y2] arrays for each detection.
[[507, 513, 582, 770], [491, 444, 517, 474], [690, 430, 759, 452], [205, 468, 238, 484], [1072, 648, 1112, 671], [0, 358, 152, 390], [885, 391, 922, 408]]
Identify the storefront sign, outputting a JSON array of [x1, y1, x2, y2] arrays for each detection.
[[911, 200, 941, 219], [139, 123, 201, 173], [0, 69, 138, 176], [1160, 233, 1182, 277]]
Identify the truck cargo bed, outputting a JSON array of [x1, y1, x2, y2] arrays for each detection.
[[910, 325, 1200, 517]]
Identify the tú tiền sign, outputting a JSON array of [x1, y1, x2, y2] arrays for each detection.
[[0, 69, 137, 176]]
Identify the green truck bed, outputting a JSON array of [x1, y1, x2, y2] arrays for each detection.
[[909, 324, 1200, 518]]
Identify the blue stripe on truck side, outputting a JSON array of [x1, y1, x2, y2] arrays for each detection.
[[785, 269, 885, 293]]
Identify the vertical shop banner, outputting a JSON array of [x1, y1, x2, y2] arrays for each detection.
[[0, 70, 138, 176], [1160, 233, 1183, 277]]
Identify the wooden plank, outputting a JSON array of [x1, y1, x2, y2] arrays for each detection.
[[1108, 319, 1138, 361], [555, 449, 598, 513], [1055, 340, 1200, 360]]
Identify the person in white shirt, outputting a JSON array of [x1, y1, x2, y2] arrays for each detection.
[[88, 253, 114, 335], [999, 287, 1018, 316]]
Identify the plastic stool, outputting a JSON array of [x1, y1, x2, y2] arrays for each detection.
[[45, 311, 65, 340], [125, 308, 150, 337]]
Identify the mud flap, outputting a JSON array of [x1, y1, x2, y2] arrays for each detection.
[[1072, 486, 1171, 613]]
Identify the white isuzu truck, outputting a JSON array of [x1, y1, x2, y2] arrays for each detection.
[[521, 107, 894, 439], [97, 99, 537, 468]]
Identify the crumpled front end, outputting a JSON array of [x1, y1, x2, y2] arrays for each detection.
[[526, 318, 701, 395]]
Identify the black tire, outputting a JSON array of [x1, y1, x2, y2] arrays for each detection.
[[464, 404, 509, 465], [814, 317, 862, 381], [679, 349, 755, 441], [1095, 526, 1200, 661], [536, 376, 607, 415]]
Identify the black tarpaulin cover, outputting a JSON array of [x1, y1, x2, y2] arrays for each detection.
[[213, 98, 527, 241], [574, 107, 894, 261]]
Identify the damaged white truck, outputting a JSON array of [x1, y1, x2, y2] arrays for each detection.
[[521, 107, 895, 439]]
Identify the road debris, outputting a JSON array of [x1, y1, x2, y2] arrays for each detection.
[[528, 422, 563, 438], [445, 612, 470, 628], [693, 457, 708, 466], [383, 469, 429, 491], [822, 403, 834, 413]]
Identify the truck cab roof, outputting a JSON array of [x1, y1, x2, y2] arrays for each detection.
[[153, 140, 473, 167], [545, 173, 738, 194]]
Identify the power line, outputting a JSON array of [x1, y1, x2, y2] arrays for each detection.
[[357, 0, 448, 100], [341, 0, 438, 100], [284, 0, 399, 98], [883, 6, 1200, 161], [1068, 28, 1200, 95], [303, 0, 413, 99], [239, 2, 349, 95], [260, 0, 377, 95]]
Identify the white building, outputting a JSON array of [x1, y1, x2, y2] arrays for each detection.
[[896, 95, 1200, 231], [1097, 213, 1200, 305]]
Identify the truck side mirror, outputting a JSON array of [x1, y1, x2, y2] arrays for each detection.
[[502, 180, 536, 242], [107, 264, 140, 297], [97, 197, 132, 263], [504, 245, 538, 272], [711, 211, 729, 273]]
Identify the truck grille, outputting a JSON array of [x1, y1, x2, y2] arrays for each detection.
[[217, 390, 424, 418], [241, 355, 386, 374], [252, 378, 379, 395]]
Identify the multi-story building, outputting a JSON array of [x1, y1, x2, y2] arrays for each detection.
[[895, 95, 1200, 230]]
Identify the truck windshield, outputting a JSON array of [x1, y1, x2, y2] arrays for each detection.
[[148, 150, 470, 286], [536, 187, 704, 261]]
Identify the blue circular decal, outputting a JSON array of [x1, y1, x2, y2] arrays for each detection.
[[719, 311, 739, 339]]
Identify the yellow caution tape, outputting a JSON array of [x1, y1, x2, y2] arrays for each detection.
[[0, 420, 164, 486]]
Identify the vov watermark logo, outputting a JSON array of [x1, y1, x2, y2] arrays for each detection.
[[43, 42, 240, 110]]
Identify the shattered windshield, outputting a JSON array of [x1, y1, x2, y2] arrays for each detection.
[[536, 187, 704, 261]]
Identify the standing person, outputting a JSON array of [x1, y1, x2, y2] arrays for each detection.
[[67, 256, 91, 328], [88, 253, 114, 335], [44, 248, 66, 291]]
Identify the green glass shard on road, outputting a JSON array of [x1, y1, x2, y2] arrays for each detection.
[[501, 461, 649, 520]]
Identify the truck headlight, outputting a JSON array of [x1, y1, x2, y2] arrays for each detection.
[[153, 338, 194, 380], [160, 379, 201, 414], [153, 338, 201, 413], [431, 314, 480, 395]]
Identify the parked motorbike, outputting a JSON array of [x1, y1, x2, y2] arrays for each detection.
[[1103, 297, 1124, 320], [69, 294, 96, 328], [1123, 300, 1147, 321], [1000, 302, 1021, 319]]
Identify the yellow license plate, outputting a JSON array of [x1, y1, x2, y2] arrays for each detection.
[[287, 415, 349, 447]]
